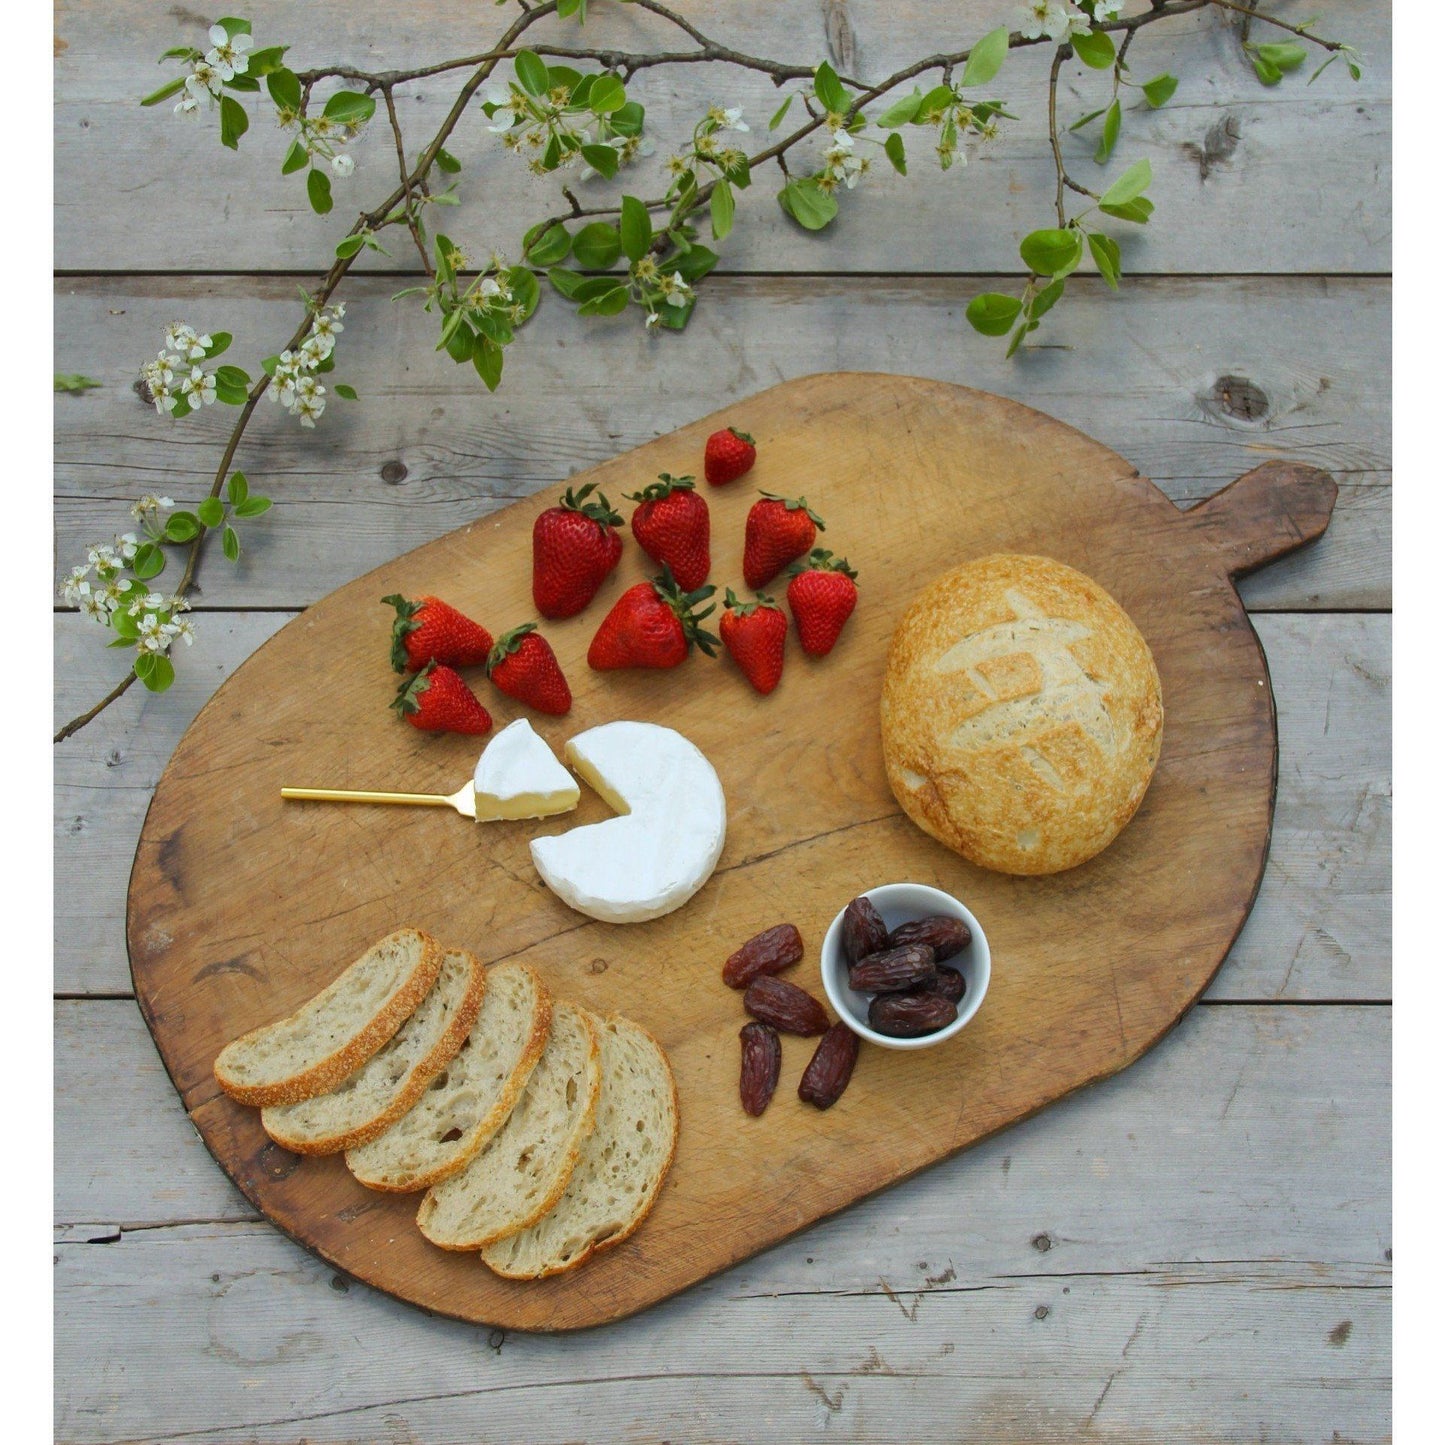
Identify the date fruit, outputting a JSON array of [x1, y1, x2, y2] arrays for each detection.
[[885, 914, 971, 962], [911, 965, 966, 1004], [739, 1022, 782, 1117], [841, 895, 889, 964], [723, 922, 805, 989], [868, 991, 957, 1038], [798, 1022, 861, 1109], [743, 975, 830, 1035], [848, 942, 936, 994]]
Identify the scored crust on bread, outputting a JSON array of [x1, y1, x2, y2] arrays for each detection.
[[881, 553, 1164, 875], [259, 949, 486, 1156], [480, 1014, 678, 1280], [213, 928, 444, 1108], [345, 959, 552, 1194], [416, 1000, 602, 1252]]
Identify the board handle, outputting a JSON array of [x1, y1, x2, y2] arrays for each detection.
[[1183, 460, 1338, 579]]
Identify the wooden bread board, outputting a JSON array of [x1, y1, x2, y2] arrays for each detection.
[[126, 372, 1335, 1330]]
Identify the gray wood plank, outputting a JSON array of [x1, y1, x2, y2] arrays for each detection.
[[54, 1002, 1390, 1444], [54, 0, 1390, 276], [54, 613, 1390, 1001], [53, 274, 1391, 612]]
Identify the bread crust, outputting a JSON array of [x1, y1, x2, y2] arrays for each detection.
[[260, 950, 488, 1156], [881, 555, 1163, 875], [213, 928, 445, 1108]]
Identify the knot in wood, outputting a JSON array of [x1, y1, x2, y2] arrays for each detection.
[[1209, 374, 1270, 423], [380, 459, 408, 484]]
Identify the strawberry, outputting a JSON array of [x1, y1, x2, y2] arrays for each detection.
[[587, 567, 719, 671], [743, 493, 825, 590], [390, 662, 493, 735], [382, 594, 493, 674], [704, 427, 756, 487], [626, 473, 711, 591], [532, 483, 624, 619], [486, 623, 572, 716], [786, 550, 859, 657], [719, 589, 788, 695]]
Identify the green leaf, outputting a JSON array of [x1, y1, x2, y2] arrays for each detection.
[[813, 61, 849, 115], [652, 298, 694, 331], [569, 74, 596, 108], [514, 50, 550, 97], [609, 100, 645, 137], [140, 77, 187, 107], [224, 74, 260, 93], [1141, 73, 1178, 108], [524, 222, 572, 266], [1098, 194, 1154, 224], [884, 131, 907, 175], [307, 167, 333, 214], [333, 384, 358, 402], [157, 46, 199, 61], [1254, 42, 1307, 73], [164, 511, 201, 543], [282, 137, 309, 174], [507, 266, 541, 319], [140, 652, 174, 691], [580, 143, 619, 179], [876, 88, 924, 128], [215, 365, 249, 390], [548, 267, 590, 300], [1028, 277, 1067, 320], [1071, 28, 1116, 71], [961, 26, 1009, 88], [435, 146, 461, 173], [335, 233, 365, 259], [1094, 98, 1121, 165], [222, 525, 241, 562], [227, 472, 249, 506], [197, 496, 226, 528], [671, 245, 718, 283], [235, 495, 273, 516], [131, 543, 166, 581], [568, 277, 626, 303], [577, 285, 630, 318], [1087, 232, 1121, 289], [777, 178, 838, 232], [1308, 54, 1338, 85], [588, 74, 626, 114], [322, 90, 376, 125], [710, 180, 735, 240], [474, 337, 504, 392], [202, 332, 231, 359], [572, 222, 621, 269], [215, 17, 252, 40], [721, 151, 751, 187], [769, 95, 793, 130], [1251, 53, 1282, 86], [266, 67, 301, 112], [1068, 106, 1109, 133], [619, 195, 652, 262], [965, 292, 1023, 337], [558, 0, 584, 17], [918, 84, 955, 120], [54, 374, 102, 393], [219, 95, 249, 150], [246, 46, 290, 78], [1099, 157, 1151, 207], [1019, 227, 1083, 278], [260, 355, 280, 377]]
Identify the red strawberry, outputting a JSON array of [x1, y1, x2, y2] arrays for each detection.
[[486, 623, 572, 716], [704, 427, 756, 487], [532, 483, 624, 619], [383, 594, 493, 674], [587, 567, 719, 671], [390, 662, 493, 735], [786, 550, 858, 657], [743, 493, 825, 590], [626, 473, 711, 591], [719, 589, 788, 695]]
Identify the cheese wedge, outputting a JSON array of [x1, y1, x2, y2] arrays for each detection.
[[473, 718, 581, 822], [529, 721, 726, 923]]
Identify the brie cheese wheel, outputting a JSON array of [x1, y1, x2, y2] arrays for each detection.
[[473, 719, 581, 822], [529, 721, 727, 923]]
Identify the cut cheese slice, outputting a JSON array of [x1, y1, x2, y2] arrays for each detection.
[[473, 718, 580, 822], [529, 721, 727, 923]]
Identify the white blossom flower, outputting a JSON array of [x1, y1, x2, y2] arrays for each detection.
[[300, 332, 333, 365], [179, 367, 217, 406], [1019, 1, 1090, 41], [645, 310, 661, 330], [185, 59, 224, 101], [129, 591, 168, 617], [823, 128, 867, 188], [61, 566, 92, 606], [205, 26, 254, 81], [168, 616, 198, 647], [88, 543, 118, 571], [174, 92, 200, 117], [1092, 0, 1123, 19], [310, 305, 345, 342], [330, 153, 355, 178], [78, 590, 110, 623], [137, 612, 167, 652], [706, 105, 749, 135], [661, 272, 693, 308], [131, 494, 171, 520], [115, 533, 140, 563], [478, 276, 505, 301], [295, 390, 327, 428]]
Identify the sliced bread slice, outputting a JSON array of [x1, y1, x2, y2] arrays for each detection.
[[260, 949, 486, 1155], [480, 1014, 678, 1279], [213, 928, 443, 1108], [416, 1000, 602, 1251], [345, 959, 552, 1193]]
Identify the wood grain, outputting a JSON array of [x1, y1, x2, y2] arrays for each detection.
[[125, 373, 1337, 1329]]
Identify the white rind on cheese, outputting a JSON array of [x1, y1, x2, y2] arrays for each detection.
[[473, 718, 581, 822], [529, 721, 727, 923]]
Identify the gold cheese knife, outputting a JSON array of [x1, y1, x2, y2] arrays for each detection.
[[281, 782, 477, 819]]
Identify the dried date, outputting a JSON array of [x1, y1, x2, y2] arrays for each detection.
[[743, 975, 830, 1036], [885, 915, 971, 962], [868, 991, 958, 1038], [848, 942, 936, 994], [841, 895, 889, 964], [723, 923, 804, 989], [739, 1022, 782, 1117], [798, 1022, 861, 1109], [911, 965, 966, 1004]]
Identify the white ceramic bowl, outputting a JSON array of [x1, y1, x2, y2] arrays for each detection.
[[820, 882, 991, 1050]]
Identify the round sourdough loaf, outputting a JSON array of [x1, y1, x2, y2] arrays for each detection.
[[880, 554, 1163, 875]]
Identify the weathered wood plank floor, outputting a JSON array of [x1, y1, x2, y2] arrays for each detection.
[[53, 0, 1390, 1440]]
